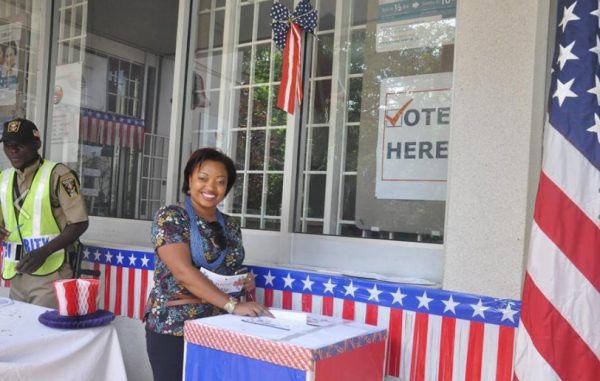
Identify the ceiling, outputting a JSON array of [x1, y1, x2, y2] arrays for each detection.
[[88, 0, 179, 56]]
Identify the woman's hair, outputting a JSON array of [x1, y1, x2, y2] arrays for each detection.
[[181, 147, 237, 196]]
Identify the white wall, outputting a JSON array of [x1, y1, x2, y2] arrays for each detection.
[[442, 0, 550, 299]]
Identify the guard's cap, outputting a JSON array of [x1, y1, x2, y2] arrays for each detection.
[[0, 118, 41, 143]]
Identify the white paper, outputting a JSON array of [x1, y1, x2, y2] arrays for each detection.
[[241, 317, 292, 331], [200, 267, 246, 294], [270, 309, 307, 323]]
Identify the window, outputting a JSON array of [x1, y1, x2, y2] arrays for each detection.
[[47, 0, 179, 219], [182, 0, 455, 244], [0, 0, 48, 171]]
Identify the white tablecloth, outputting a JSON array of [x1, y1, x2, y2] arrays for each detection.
[[0, 298, 127, 381]]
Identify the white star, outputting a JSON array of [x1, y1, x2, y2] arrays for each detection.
[[302, 275, 314, 291], [344, 281, 358, 297], [141, 255, 150, 267], [557, 41, 578, 69], [115, 252, 124, 264], [128, 254, 137, 265], [553, 78, 577, 106], [282, 273, 295, 289], [82, 248, 90, 260], [587, 76, 600, 105], [263, 271, 275, 286], [367, 285, 382, 302], [105, 250, 113, 263], [589, 35, 600, 63], [592, 6, 600, 28], [471, 299, 490, 318], [442, 295, 460, 314], [322, 278, 336, 294], [416, 291, 433, 310], [499, 303, 518, 323], [559, 2, 580, 32], [390, 288, 406, 305], [587, 114, 600, 143], [93, 249, 101, 261]]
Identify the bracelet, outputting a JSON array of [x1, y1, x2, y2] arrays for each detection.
[[223, 297, 238, 314]]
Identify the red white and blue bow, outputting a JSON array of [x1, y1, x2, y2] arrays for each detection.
[[271, 0, 318, 114]]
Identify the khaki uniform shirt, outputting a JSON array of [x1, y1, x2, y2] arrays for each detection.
[[0, 157, 88, 238]]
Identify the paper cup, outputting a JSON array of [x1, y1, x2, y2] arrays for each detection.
[[76, 278, 99, 315], [54, 279, 79, 316]]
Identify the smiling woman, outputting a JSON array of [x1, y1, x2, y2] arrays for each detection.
[[144, 147, 271, 381]]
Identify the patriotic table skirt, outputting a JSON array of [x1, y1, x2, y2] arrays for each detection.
[[183, 313, 387, 381]]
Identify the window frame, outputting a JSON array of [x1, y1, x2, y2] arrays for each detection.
[[81, 0, 445, 283]]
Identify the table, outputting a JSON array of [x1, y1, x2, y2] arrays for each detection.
[[183, 310, 387, 381], [0, 298, 127, 381]]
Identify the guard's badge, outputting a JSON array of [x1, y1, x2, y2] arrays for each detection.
[[7, 120, 20, 132], [61, 177, 79, 197]]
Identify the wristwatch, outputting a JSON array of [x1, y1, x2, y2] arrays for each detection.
[[223, 297, 238, 314]]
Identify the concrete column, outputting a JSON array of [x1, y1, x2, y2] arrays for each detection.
[[443, 1, 552, 299]]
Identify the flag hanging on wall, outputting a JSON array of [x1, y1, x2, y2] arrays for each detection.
[[270, 0, 318, 115], [513, 1, 600, 380]]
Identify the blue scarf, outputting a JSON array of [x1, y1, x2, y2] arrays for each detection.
[[184, 196, 230, 271]]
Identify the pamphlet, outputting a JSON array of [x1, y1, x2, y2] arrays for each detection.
[[200, 267, 247, 294]]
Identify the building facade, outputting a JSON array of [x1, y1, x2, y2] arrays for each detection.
[[0, 1, 555, 378]]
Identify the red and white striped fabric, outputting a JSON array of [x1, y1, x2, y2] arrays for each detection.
[[254, 287, 517, 381], [81, 246, 520, 381], [277, 22, 303, 115], [79, 108, 145, 150], [81, 246, 154, 320], [253, 268, 521, 381], [513, 1, 600, 380]]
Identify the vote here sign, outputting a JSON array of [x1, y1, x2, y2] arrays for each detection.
[[376, 72, 452, 200]]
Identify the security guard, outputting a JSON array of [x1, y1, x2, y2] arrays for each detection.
[[0, 118, 88, 308]]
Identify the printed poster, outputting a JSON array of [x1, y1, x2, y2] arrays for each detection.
[[376, 72, 452, 200], [0, 23, 22, 106], [376, 0, 456, 52], [51, 62, 83, 163]]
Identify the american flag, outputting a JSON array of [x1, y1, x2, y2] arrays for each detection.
[[513, 1, 600, 380], [79, 108, 145, 150], [81, 245, 154, 320], [250, 266, 520, 381]]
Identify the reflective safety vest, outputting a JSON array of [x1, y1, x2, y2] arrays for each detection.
[[0, 161, 64, 279]]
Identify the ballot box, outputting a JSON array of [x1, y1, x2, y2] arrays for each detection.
[[183, 310, 387, 381]]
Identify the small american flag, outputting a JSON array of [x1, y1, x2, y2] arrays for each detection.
[[513, 0, 600, 380]]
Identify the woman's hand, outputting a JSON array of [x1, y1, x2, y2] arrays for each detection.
[[233, 301, 273, 317], [242, 272, 256, 293]]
